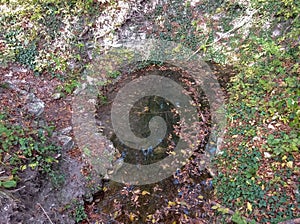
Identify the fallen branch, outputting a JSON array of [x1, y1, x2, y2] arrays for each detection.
[[7, 185, 26, 193], [37, 203, 54, 224]]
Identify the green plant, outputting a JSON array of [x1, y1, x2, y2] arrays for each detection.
[[232, 212, 247, 224], [0, 112, 60, 175], [58, 79, 79, 94], [49, 171, 65, 189], [0, 178, 17, 189], [15, 42, 38, 70], [98, 93, 108, 105], [107, 70, 121, 79], [74, 203, 87, 223]]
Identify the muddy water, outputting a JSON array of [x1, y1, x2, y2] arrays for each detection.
[[89, 63, 233, 223]]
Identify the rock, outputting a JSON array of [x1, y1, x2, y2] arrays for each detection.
[[25, 93, 45, 117], [52, 92, 61, 100], [73, 83, 87, 95], [58, 135, 74, 150], [264, 152, 272, 158], [60, 126, 72, 135], [27, 100, 45, 116]]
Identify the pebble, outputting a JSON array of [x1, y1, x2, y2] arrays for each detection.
[[52, 93, 61, 100]]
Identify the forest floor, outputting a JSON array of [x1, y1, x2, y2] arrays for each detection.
[[0, 0, 299, 223]]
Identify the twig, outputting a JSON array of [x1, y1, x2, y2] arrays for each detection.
[[7, 185, 26, 193], [37, 203, 54, 224], [79, 26, 90, 38]]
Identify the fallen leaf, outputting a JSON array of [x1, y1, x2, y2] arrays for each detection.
[[129, 212, 135, 221], [247, 202, 252, 212], [287, 161, 293, 169], [168, 201, 176, 206], [142, 190, 150, 195]]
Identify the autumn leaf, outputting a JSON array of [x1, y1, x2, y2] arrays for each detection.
[[212, 204, 220, 210], [129, 212, 136, 221], [287, 161, 293, 169], [142, 190, 150, 195], [247, 202, 252, 212], [198, 195, 203, 199], [168, 201, 176, 206]]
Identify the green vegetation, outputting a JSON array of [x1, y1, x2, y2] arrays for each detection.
[[147, 0, 299, 222], [74, 202, 88, 223], [0, 113, 60, 187], [0, 0, 111, 77], [210, 0, 299, 223], [0, 0, 299, 223]]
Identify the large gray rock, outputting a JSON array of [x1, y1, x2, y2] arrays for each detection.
[[25, 93, 45, 117]]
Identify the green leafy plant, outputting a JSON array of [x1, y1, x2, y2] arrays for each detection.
[[74, 203, 87, 223], [0, 179, 17, 189], [15, 42, 38, 70], [107, 70, 121, 79], [49, 171, 65, 189], [0, 113, 60, 175], [232, 212, 247, 224]]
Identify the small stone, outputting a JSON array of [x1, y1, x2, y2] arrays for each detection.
[[73, 83, 86, 95], [58, 135, 74, 150], [264, 152, 272, 158], [60, 126, 72, 135], [268, 123, 275, 130], [252, 136, 260, 141], [4, 71, 13, 77], [19, 90, 28, 95], [52, 93, 61, 100]]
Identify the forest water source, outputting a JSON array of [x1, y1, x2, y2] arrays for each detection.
[[88, 63, 234, 223]]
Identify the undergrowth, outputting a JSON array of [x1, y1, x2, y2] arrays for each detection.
[[0, 113, 60, 189]]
